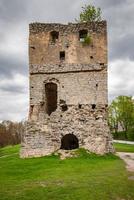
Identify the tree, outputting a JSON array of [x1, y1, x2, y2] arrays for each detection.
[[0, 121, 24, 147], [108, 96, 134, 136], [108, 101, 119, 133], [76, 4, 102, 22]]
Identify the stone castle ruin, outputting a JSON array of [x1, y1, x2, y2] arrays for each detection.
[[20, 21, 114, 158]]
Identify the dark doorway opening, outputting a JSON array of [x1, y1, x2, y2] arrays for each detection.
[[45, 83, 57, 115], [61, 134, 79, 150], [50, 31, 59, 43]]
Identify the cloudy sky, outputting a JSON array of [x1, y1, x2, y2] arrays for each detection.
[[0, 0, 134, 122]]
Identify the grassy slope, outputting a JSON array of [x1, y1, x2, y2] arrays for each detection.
[[0, 145, 134, 200], [114, 143, 134, 153]]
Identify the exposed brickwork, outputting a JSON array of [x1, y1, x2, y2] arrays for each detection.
[[20, 21, 114, 158]]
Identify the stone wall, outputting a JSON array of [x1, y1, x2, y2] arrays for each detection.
[[29, 21, 107, 65], [29, 21, 107, 34], [29, 68, 108, 110], [20, 21, 114, 158], [20, 105, 113, 158], [30, 63, 106, 74]]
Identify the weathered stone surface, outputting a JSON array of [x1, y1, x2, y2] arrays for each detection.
[[20, 21, 114, 158], [30, 63, 106, 74]]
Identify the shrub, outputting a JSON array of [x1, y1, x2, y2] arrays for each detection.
[[112, 131, 127, 140], [82, 35, 92, 45], [127, 129, 134, 141]]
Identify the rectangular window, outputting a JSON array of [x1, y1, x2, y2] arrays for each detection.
[[60, 51, 65, 61]]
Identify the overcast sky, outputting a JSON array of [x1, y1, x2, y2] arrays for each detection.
[[0, 0, 134, 121]]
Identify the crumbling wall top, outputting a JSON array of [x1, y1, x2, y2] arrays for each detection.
[[29, 21, 107, 34]]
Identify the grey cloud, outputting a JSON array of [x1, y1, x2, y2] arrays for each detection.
[[109, 87, 134, 102], [108, 59, 134, 101], [0, 92, 28, 121], [109, 33, 134, 61], [0, 85, 26, 94], [0, 56, 28, 78], [0, 0, 80, 24], [0, 0, 30, 23], [98, 0, 127, 8]]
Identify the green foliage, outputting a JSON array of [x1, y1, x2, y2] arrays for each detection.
[[127, 128, 134, 141], [76, 4, 102, 22], [0, 145, 20, 157], [108, 102, 119, 133], [0, 145, 134, 200], [112, 131, 127, 140], [113, 130, 134, 141], [82, 35, 92, 45], [114, 142, 134, 153], [108, 96, 134, 139]]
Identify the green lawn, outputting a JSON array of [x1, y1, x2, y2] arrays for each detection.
[[0, 145, 134, 200], [114, 143, 134, 153]]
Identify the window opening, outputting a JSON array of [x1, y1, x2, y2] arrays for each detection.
[[50, 31, 59, 43], [60, 51, 65, 61], [79, 30, 88, 42], [45, 83, 57, 115]]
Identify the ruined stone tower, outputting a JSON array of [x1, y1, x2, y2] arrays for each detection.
[[20, 21, 114, 158]]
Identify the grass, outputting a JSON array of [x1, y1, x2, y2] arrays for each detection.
[[0, 145, 20, 157], [0, 145, 134, 200], [114, 143, 134, 153]]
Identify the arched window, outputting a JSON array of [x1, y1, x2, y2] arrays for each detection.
[[45, 83, 57, 115], [61, 134, 79, 150], [79, 30, 88, 42], [50, 31, 59, 43]]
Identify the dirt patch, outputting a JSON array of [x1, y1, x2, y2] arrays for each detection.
[[128, 176, 134, 180], [38, 180, 64, 187], [117, 152, 134, 172]]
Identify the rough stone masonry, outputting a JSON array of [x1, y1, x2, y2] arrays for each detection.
[[20, 21, 114, 158]]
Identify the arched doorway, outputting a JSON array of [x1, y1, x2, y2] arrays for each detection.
[[61, 134, 79, 150], [45, 83, 57, 115]]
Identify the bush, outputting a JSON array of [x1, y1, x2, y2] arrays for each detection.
[[82, 35, 92, 45], [112, 131, 127, 140], [127, 129, 134, 141], [112, 130, 134, 141]]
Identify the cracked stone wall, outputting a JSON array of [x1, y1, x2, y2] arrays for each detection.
[[20, 21, 114, 158]]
